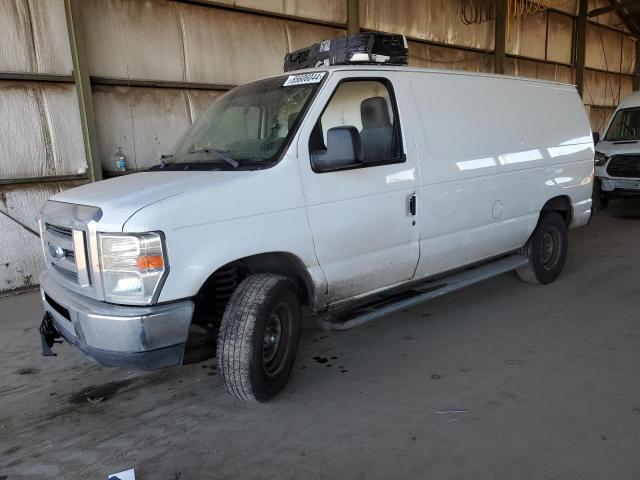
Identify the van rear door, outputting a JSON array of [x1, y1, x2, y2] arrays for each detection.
[[296, 70, 421, 304]]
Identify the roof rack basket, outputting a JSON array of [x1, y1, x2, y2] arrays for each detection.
[[283, 33, 408, 72]]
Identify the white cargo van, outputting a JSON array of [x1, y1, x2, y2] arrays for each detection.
[[38, 63, 594, 402], [593, 91, 640, 209]]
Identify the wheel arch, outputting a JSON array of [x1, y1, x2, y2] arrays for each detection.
[[192, 251, 316, 326], [541, 195, 573, 226]]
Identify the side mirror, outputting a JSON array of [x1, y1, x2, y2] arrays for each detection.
[[311, 126, 362, 173], [592, 131, 600, 145]]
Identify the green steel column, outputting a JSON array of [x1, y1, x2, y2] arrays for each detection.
[[575, 0, 588, 98], [494, 0, 507, 74], [634, 39, 640, 91], [64, 0, 102, 181], [347, 0, 359, 35]]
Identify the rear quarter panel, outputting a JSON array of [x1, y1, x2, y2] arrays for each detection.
[[402, 71, 593, 277]]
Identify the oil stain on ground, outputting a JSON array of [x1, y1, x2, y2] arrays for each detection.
[[68, 379, 134, 404], [16, 368, 38, 375]]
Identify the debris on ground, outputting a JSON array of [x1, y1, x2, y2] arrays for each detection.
[[108, 468, 135, 480]]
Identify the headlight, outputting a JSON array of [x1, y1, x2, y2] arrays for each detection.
[[594, 152, 608, 166], [98, 232, 167, 305]]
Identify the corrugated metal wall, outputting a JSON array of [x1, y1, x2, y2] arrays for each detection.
[[0, 0, 84, 292], [0, 0, 637, 292], [81, 0, 345, 172]]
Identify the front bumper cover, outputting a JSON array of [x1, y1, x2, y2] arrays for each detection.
[[597, 176, 640, 196], [39, 271, 194, 370]]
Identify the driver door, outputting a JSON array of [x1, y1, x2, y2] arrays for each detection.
[[296, 71, 420, 305]]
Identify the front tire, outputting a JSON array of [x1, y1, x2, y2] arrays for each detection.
[[593, 179, 610, 210], [217, 274, 301, 402], [516, 212, 568, 285]]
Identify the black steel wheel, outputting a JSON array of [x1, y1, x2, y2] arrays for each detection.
[[217, 274, 301, 402], [516, 212, 568, 285]]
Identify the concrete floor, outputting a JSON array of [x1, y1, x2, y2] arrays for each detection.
[[2, 201, 640, 480]]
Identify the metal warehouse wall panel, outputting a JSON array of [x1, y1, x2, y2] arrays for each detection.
[[360, 0, 495, 51], [228, 0, 347, 24], [81, 0, 345, 85], [547, 12, 573, 65], [81, 0, 185, 81], [408, 42, 494, 73], [621, 36, 637, 75], [0, 82, 86, 179], [506, 58, 575, 84], [586, 24, 623, 73], [506, 12, 547, 60], [92, 86, 223, 172], [584, 69, 623, 106], [0, 181, 85, 291], [0, 0, 72, 75], [284, 22, 346, 52], [619, 74, 634, 101], [179, 5, 288, 85]]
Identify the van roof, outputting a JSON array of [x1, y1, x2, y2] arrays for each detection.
[[274, 65, 576, 89]]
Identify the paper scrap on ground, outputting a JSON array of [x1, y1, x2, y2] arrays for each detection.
[[108, 468, 135, 480]]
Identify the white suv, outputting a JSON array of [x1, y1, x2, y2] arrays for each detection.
[[594, 91, 640, 209]]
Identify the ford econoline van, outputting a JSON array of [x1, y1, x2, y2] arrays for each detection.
[[38, 63, 594, 402]]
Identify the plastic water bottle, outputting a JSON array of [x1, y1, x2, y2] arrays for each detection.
[[114, 147, 126, 172]]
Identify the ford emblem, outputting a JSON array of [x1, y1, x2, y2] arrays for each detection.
[[48, 244, 65, 261]]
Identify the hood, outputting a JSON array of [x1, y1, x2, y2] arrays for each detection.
[[595, 140, 640, 157], [50, 171, 241, 231]]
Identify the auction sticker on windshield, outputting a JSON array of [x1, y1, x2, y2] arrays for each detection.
[[283, 72, 325, 86]]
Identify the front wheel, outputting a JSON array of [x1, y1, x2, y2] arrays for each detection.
[[217, 274, 301, 402], [593, 179, 610, 210], [516, 212, 568, 285]]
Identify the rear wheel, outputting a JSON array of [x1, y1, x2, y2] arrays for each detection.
[[516, 212, 568, 285], [217, 274, 301, 402]]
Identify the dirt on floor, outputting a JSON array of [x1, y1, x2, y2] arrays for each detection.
[[1, 201, 640, 480]]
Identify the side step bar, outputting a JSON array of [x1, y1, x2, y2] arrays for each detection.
[[314, 254, 529, 331]]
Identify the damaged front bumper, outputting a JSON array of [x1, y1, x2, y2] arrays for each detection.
[[39, 271, 194, 370]]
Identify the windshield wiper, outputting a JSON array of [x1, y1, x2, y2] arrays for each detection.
[[159, 154, 173, 168], [188, 148, 240, 169]]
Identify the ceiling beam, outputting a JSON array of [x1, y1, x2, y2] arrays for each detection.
[[602, 0, 640, 37], [589, 0, 640, 18]]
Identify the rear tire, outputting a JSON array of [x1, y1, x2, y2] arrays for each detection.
[[516, 212, 568, 285], [217, 274, 301, 402]]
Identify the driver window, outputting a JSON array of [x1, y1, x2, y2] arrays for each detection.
[[309, 79, 403, 171]]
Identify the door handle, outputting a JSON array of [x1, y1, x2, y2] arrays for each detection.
[[408, 193, 416, 216]]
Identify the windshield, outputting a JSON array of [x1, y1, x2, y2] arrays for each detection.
[[604, 107, 640, 142], [165, 76, 319, 169]]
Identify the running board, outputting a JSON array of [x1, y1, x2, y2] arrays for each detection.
[[313, 254, 529, 331]]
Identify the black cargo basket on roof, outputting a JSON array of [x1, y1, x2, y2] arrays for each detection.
[[283, 33, 408, 72]]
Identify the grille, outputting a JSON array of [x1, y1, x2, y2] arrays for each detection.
[[606, 155, 640, 178], [45, 293, 71, 321], [46, 223, 72, 237], [44, 221, 84, 286], [53, 263, 78, 282], [41, 201, 101, 299]]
